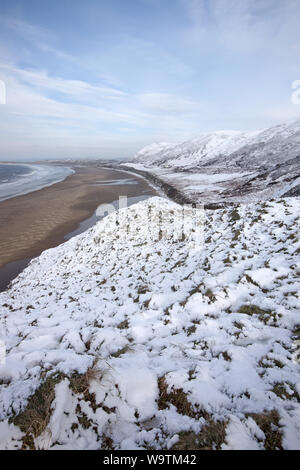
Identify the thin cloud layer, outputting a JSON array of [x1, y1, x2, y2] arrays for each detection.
[[0, 0, 299, 160]]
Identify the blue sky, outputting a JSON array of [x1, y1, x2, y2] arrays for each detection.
[[0, 0, 300, 160]]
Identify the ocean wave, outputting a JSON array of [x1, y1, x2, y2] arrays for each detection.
[[0, 163, 74, 202]]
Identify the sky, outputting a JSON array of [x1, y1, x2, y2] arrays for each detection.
[[0, 0, 300, 161]]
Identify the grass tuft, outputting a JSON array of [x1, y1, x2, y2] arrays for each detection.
[[11, 367, 103, 448], [246, 410, 283, 450], [172, 420, 227, 450]]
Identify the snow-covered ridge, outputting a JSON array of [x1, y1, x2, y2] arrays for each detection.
[[134, 130, 258, 169], [0, 197, 299, 450], [129, 119, 300, 204], [133, 120, 300, 170]]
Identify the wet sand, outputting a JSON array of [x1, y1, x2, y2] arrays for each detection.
[[0, 165, 157, 284]]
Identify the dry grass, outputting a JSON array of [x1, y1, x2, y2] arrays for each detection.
[[157, 376, 209, 420], [246, 410, 283, 450], [272, 382, 300, 403], [232, 229, 241, 241], [172, 420, 227, 450], [11, 366, 103, 449], [11, 373, 63, 448], [117, 319, 129, 330], [158, 376, 227, 450], [111, 344, 131, 358], [171, 409, 283, 450], [204, 288, 216, 303], [239, 304, 274, 324], [229, 208, 241, 222]]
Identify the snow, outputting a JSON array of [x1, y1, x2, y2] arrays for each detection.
[[0, 196, 299, 450], [182, 173, 251, 183], [222, 416, 263, 450], [129, 118, 300, 204], [133, 130, 257, 169], [133, 119, 300, 171]]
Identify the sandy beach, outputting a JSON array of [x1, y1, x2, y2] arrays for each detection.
[[0, 165, 157, 272]]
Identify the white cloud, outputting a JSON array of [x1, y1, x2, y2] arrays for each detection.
[[137, 92, 198, 113], [182, 0, 300, 59], [1, 64, 126, 100], [0, 16, 54, 44], [0, 6, 299, 160]]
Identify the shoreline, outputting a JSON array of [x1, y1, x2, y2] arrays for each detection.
[[0, 165, 157, 289], [0, 162, 74, 202]]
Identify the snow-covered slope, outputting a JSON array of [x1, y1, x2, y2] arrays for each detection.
[[134, 120, 300, 171], [134, 130, 258, 170], [130, 120, 300, 204], [0, 197, 299, 450]]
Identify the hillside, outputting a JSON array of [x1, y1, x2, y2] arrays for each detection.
[[0, 197, 299, 450], [129, 120, 300, 204]]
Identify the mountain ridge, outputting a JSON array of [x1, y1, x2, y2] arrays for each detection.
[[128, 119, 300, 204], [133, 119, 300, 171]]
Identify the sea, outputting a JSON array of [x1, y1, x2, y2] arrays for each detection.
[[0, 163, 74, 202], [0, 165, 155, 291]]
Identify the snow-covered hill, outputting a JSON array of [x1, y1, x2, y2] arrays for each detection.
[[0, 197, 299, 450], [129, 120, 300, 204], [134, 120, 300, 171], [134, 130, 257, 170]]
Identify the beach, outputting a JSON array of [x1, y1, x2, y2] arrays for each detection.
[[0, 164, 157, 288], [0, 163, 74, 202]]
